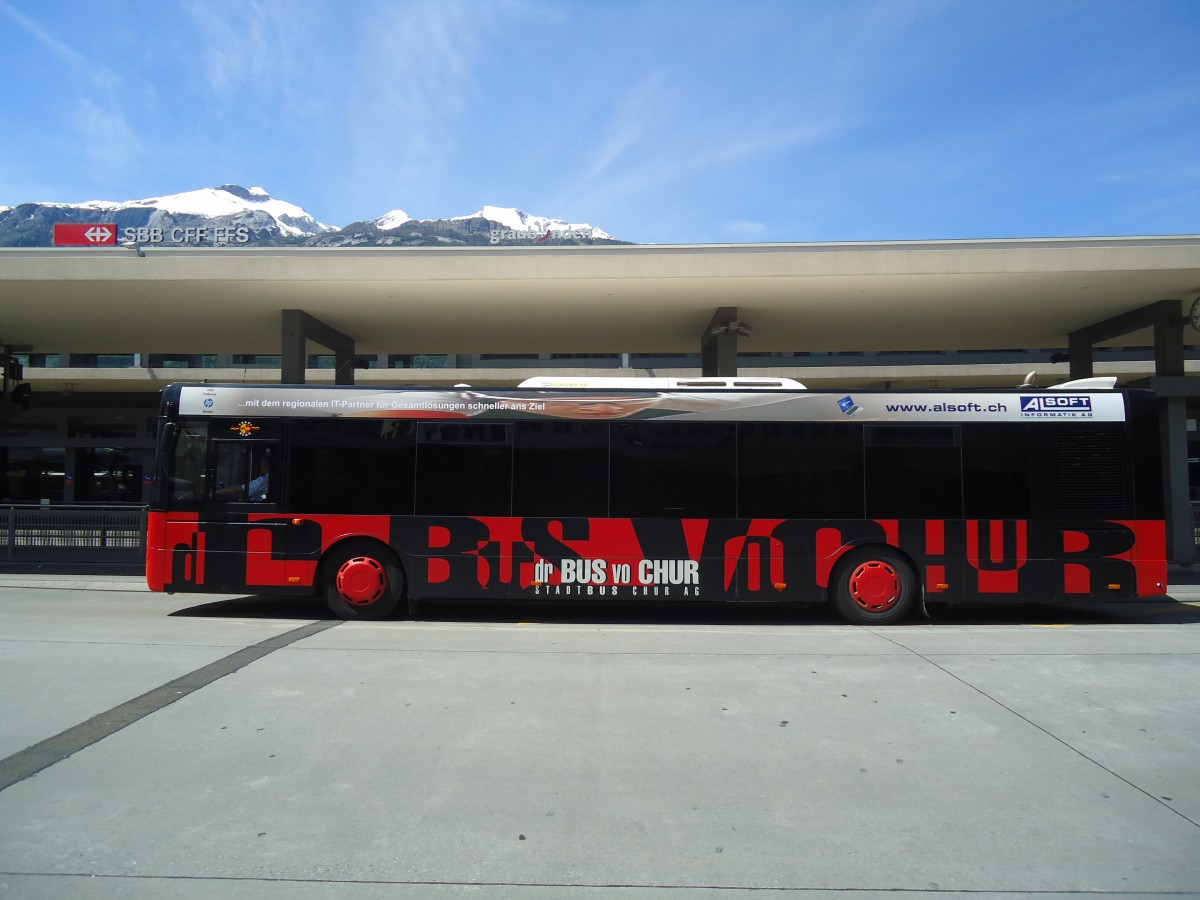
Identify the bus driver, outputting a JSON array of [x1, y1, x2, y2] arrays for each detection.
[[217, 455, 269, 501]]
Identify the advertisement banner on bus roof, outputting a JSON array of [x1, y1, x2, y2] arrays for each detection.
[[178, 385, 1128, 423]]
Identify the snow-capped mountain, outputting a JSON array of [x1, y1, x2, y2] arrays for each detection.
[[109, 185, 337, 237], [370, 204, 613, 244], [451, 206, 614, 242], [0, 184, 335, 247], [373, 209, 413, 230], [0, 185, 624, 247]]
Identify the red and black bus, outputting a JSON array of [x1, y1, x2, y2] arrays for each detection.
[[146, 377, 1167, 624]]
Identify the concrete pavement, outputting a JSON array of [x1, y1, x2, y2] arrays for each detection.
[[0, 578, 1198, 898]]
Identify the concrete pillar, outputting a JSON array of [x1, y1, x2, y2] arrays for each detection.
[[1068, 334, 1094, 380], [1160, 393, 1193, 564], [701, 307, 740, 377], [1153, 306, 1190, 563], [281, 309, 356, 385], [1154, 310, 1185, 377]]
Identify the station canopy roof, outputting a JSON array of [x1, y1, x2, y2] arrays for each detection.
[[3, 236, 1200, 357]]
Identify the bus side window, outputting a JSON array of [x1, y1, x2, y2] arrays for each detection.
[[288, 419, 416, 515], [865, 425, 962, 519], [737, 422, 864, 519], [513, 421, 608, 517], [210, 441, 277, 504], [962, 425, 1032, 519], [610, 421, 736, 518], [415, 423, 512, 516]]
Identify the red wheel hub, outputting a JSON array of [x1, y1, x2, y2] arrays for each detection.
[[336, 556, 387, 606], [848, 560, 902, 613]]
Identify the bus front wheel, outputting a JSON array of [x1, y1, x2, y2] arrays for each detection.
[[831, 548, 917, 625], [322, 541, 405, 621]]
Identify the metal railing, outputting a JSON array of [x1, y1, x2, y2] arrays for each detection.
[[1, 505, 147, 564]]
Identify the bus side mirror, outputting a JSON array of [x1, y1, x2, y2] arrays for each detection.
[[162, 422, 180, 457]]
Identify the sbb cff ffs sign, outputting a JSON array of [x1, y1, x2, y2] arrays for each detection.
[[53, 223, 117, 246]]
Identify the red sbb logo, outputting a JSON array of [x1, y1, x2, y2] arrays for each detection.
[[53, 223, 117, 246]]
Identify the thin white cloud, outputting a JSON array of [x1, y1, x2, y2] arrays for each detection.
[[563, 114, 837, 225], [0, 0, 88, 68], [579, 72, 671, 184], [178, 2, 486, 146], [332, 1, 501, 215], [0, 0, 123, 99], [181, 1, 300, 99], [359, 3, 486, 128], [694, 122, 840, 172], [585, 86, 793, 190], [74, 99, 143, 175], [0, 2, 139, 188]]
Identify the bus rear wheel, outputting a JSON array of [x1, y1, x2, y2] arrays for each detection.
[[831, 548, 917, 625], [322, 541, 404, 621]]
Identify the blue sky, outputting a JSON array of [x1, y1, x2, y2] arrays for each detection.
[[1, 0, 1197, 244]]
